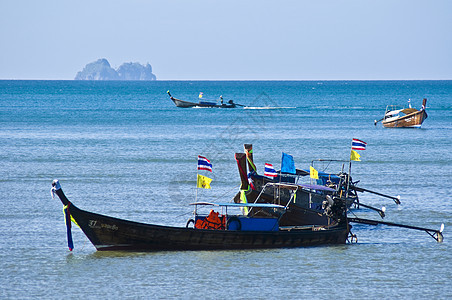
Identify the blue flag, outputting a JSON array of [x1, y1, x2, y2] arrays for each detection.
[[281, 152, 296, 174]]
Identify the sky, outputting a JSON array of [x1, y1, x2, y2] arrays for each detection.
[[1, 0, 451, 80]]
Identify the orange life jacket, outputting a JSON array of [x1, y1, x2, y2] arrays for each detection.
[[195, 210, 225, 230]]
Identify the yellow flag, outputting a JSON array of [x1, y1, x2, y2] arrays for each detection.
[[197, 174, 212, 189], [350, 150, 361, 161], [310, 166, 319, 179]]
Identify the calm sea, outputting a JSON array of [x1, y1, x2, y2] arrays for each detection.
[[0, 80, 451, 299]]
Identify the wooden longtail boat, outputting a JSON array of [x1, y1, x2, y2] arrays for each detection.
[[167, 91, 244, 108], [234, 146, 371, 226], [234, 145, 444, 243], [375, 98, 428, 128], [51, 180, 349, 251]]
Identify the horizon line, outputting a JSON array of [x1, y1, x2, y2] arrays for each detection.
[[1, 78, 451, 81]]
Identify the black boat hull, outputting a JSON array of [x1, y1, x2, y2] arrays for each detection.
[[71, 204, 348, 251], [53, 182, 348, 251]]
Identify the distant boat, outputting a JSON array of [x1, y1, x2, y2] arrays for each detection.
[[167, 91, 244, 108], [375, 98, 428, 128]]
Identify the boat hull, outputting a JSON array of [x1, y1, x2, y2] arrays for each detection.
[[170, 97, 237, 108], [54, 187, 348, 251], [382, 109, 428, 128], [72, 205, 347, 251], [171, 97, 199, 108]]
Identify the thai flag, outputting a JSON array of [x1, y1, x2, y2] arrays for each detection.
[[264, 163, 278, 177], [351, 138, 367, 150], [197, 155, 212, 172]]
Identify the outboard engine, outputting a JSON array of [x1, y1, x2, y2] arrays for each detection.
[[322, 195, 346, 222]]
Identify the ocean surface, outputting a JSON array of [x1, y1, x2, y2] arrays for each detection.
[[0, 80, 451, 299]]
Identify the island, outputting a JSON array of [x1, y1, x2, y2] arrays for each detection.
[[75, 58, 156, 80]]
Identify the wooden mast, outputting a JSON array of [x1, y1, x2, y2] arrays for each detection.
[[235, 153, 249, 190]]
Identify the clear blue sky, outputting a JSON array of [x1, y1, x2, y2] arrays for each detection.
[[1, 0, 451, 80]]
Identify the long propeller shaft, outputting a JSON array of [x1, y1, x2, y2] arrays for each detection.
[[353, 186, 401, 204], [348, 217, 444, 242]]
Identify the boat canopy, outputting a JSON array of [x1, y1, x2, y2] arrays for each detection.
[[302, 169, 341, 182], [264, 182, 336, 192], [189, 202, 286, 209], [385, 109, 402, 116], [299, 184, 336, 192], [385, 107, 418, 117], [279, 169, 310, 176]]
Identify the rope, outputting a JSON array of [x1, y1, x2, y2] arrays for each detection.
[[175, 211, 193, 218], [209, 184, 241, 202]]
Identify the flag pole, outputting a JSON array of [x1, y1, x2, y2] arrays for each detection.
[[346, 143, 353, 237], [347, 141, 353, 199], [195, 156, 199, 216], [309, 166, 312, 208], [195, 156, 198, 203]]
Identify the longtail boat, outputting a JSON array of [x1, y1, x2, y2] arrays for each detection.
[[375, 98, 428, 128], [234, 145, 382, 225], [233, 145, 444, 243], [167, 91, 244, 108], [51, 179, 350, 251]]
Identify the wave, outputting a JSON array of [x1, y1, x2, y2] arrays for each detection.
[[243, 106, 296, 110]]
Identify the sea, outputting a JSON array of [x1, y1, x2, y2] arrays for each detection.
[[0, 80, 451, 299]]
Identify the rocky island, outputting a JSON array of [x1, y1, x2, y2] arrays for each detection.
[[75, 58, 156, 80]]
